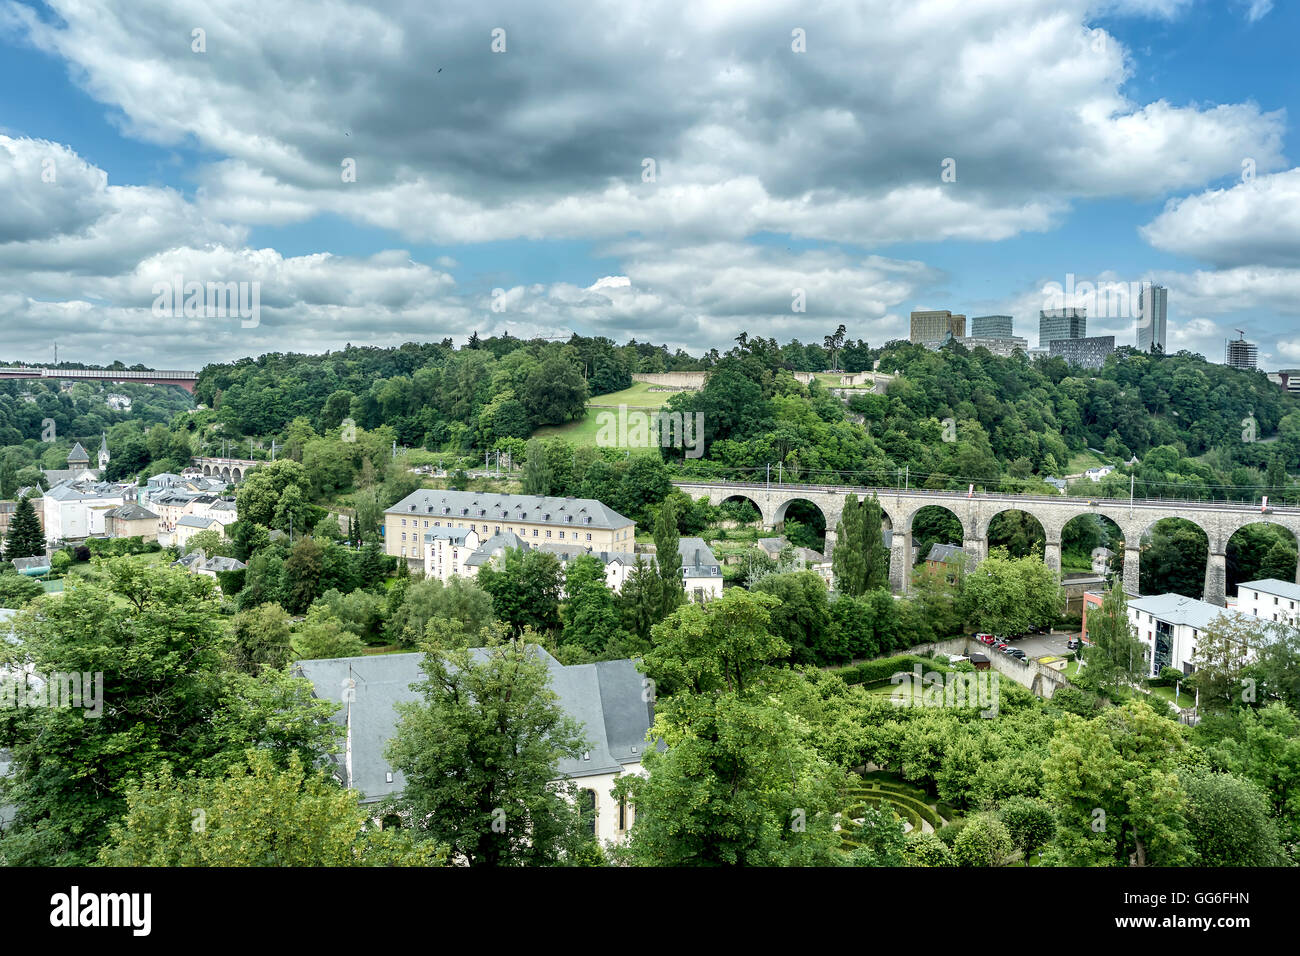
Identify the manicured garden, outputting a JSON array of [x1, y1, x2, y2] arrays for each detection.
[[838, 770, 959, 849]]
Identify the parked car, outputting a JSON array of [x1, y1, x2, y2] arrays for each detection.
[[1008, 649, 1027, 660], [1066, 638, 1080, 650], [994, 642, 1009, 652], [977, 634, 996, 645]]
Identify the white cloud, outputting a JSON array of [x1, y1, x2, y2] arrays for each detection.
[[1276, 339, 1300, 360], [1140, 168, 1300, 268], [3, 0, 1284, 246], [1243, 1, 1273, 23]]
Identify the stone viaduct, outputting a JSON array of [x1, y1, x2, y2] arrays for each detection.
[[673, 479, 1300, 607], [192, 456, 259, 483]]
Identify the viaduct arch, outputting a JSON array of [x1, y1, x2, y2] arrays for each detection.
[[192, 456, 259, 483], [673, 479, 1300, 606]]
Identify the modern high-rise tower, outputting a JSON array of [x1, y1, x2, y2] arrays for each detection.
[[910, 310, 966, 345], [970, 315, 1014, 338], [1039, 308, 1086, 347], [1137, 284, 1167, 352]]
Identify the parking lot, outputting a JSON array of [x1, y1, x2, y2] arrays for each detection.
[[974, 629, 1081, 661]]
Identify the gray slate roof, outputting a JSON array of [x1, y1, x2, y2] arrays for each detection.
[[1240, 578, 1300, 602], [677, 537, 720, 575], [1128, 593, 1253, 632], [388, 490, 634, 531], [106, 503, 158, 520], [926, 543, 967, 564], [295, 647, 655, 804], [66, 442, 89, 463], [202, 555, 246, 573], [177, 514, 219, 528], [43, 479, 127, 502]]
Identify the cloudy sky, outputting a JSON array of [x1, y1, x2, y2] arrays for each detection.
[[1, 0, 1297, 370]]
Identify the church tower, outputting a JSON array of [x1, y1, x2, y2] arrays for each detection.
[[99, 432, 110, 471]]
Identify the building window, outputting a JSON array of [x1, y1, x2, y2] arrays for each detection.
[[559, 531, 565, 539], [586, 533, 592, 541]]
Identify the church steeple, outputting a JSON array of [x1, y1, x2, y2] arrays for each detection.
[[98, 432, 110, 470]]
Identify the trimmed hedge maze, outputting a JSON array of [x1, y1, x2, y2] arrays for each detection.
[[838, 773, 954, 850]]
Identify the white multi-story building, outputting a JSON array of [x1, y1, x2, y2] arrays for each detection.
[[41, 480, 134, 545], [421, 525, 722, 603], [1125, 593, 1258, 678], [1236, 579, 1300, 627]]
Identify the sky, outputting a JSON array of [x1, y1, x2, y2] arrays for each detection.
[[0, 0, 1297, 371]]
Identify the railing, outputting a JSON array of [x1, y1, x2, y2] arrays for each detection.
[[671, 478, 1300, 514], [0, 367, 197, 379]]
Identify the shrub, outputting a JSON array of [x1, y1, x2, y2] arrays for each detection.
[[997, 796, 1057, 856], [1152, 666, 1184, 687], [904, 832, 954, 867], [936, 818, 967, 848], [952, 814, 1014, 867]]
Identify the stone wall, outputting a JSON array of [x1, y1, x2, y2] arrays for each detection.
[[630, 372, 708, 389]]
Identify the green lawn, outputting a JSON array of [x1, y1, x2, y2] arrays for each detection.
[[584, 382, 673, 408], [66, 550, 170, 579], [1065, 449, 1110, 474], [532, 382, 676, 445], [1147, 683, 1196, 709]]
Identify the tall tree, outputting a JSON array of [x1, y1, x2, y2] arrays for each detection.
[[561, 554, 627, 655], [1043, 699, 1191, 866], [0, 561, 337, 865], [521, 438, 553, 495], [831, 494, 888, 597], [618, 590, 843, 866], [652, 496, 684, 619], [477, 548, 564, 635], [1192, 613, 1267, 709], [385, 636, 589, 866], [832, 495, 866, 595], [4, 495, 44, 560], [1074, 578, 1146, 695]]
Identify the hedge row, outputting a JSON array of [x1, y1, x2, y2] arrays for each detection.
[[830, 655, 954, 687], [855, 793, 924, 831]]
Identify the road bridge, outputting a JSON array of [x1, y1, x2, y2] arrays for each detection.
[[673, 479, 1300, 606], [0, 367, 198, 392]]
